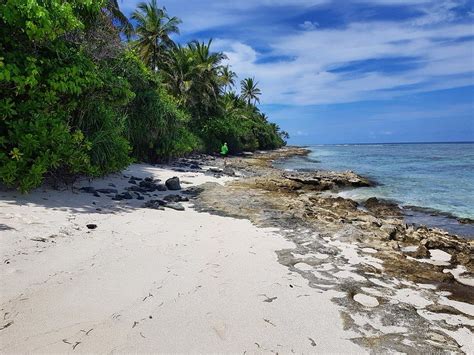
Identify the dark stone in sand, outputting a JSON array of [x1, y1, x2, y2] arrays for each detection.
[[80, 187, 96, 194], [122, 192, 133, 200], [139, 180, 157, 191], [131, 176, 143, 181], [208, 168, 223, 174], [112, 194, 123, 201], [142, 199, 166, 210], [93, 192, 100, 198], [86, 224, 97, 230], [165, 202, 185, 211], [164, 194, 189, 203], [137, 195, 145, 200], [96, 188, 118, 194], [165, 177, 181, 190], [156, 184, 168, 191], [128, 179, 137, 185], [223, 166, 235, 176], [127, 186, 147, 193], [190, 164, 201, 170], [182, 186, 205, 197]]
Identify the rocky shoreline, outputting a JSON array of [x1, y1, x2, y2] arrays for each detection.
[[1, 147, 473, 353], [187, 147, 473, 353]]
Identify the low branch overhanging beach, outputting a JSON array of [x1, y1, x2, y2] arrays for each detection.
[[1, 148, 473, 353]]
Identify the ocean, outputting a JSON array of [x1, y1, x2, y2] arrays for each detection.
[[276, 142, 474, 237]]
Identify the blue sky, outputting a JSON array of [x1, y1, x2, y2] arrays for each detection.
[[122, 0, 474, 144]]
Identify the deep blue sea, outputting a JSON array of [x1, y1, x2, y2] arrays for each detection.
[[276, 143, 474, 236]]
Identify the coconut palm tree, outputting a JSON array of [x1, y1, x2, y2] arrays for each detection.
[[131, 0, 181, 71], [161, 40, 226, 119], [103, 0, 134, 38], [219, 66, 237, 93], [240, 77, 261, 105]]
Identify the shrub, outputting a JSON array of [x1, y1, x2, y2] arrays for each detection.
[[120, 51, 200, 161], [0, 0, 133, 191]]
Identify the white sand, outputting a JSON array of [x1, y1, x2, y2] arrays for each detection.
[[0, 164, 363, 353]]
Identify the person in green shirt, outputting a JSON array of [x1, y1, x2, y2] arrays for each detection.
[[220, 142, 229, 164]]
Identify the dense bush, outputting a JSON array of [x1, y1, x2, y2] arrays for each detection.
[[0, 0, 106, 191], [199, 93, 286, 153], [0, 0, 287, 192], [0, 0, 138, 191], [119, 51, 201, 161]]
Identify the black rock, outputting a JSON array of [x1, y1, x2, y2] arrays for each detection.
[[96, 188, 118, 194], [164, 194, 189, 203], [86, 224, 97, 229], [112, 194, 123, 201], [127, 186, 147, 193], [190, 164, 201, 170], [122, 192, 133, 200], [130, 176, 143, 181], [208, 168, 223, 174], [142, 199, 167, 210], [165, 177, 181, 190], [139, 180, 157, 191], [223, 166, 235, 176], [182, 187, 204, 196], [144, 177, 154, 182], [137, 195, 145, 200], [156, 184, 168, 191], [80, 186, 96, 193], [128, 179, 137, 185], [93, 192, 101, 198]]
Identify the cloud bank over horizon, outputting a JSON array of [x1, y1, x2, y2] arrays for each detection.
[[122, 0, 474, 143]]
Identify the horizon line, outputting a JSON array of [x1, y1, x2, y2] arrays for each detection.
[[291, 141, 474, 146]]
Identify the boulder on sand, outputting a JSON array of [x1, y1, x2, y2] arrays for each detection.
[[165, 177, 181, 190]]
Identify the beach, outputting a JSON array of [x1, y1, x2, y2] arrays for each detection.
[[1, 149, 473, 353], [0, 162, 362, 353]]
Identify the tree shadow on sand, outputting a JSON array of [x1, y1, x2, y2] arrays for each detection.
[[0, 164, 197, 215]]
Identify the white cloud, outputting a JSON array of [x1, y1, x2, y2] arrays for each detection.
[[215, 18, 473, 105], [412, 0, 465, 26], [299, 21, 319, 30], [122, 0, 474, 105]]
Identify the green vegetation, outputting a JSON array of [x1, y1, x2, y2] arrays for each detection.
[[0, 0, 288, 192]]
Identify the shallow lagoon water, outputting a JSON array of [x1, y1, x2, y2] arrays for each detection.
[[276, 143, 474, 237]]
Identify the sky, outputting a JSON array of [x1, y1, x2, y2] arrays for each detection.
[[122, 0, 474, 144]]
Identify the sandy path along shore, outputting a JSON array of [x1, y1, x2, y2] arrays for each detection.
[[0, 163, 363, 353]]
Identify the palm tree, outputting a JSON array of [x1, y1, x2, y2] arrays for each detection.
[[131, 0, 181, 71], [240, 77, 261, 105], [219, 66, 236, 93], [161, 40, 226, 119], [103, 0, 134, 38]]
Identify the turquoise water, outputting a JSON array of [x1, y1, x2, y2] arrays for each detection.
[[277, 143, 474, 220]]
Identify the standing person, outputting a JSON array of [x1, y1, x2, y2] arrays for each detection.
[[220, 142, 229, 165]]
